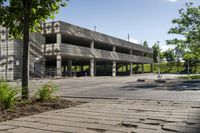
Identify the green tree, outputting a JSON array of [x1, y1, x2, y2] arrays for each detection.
[[0, 0, 67, 100], [152, 43, 161, 63], [143, 40, 148, 48], [162, 48, 176, 69], [143, 41, 148, 57], [174, 46, 183, 73], [163, 49, 175, 63], [167, 2, 200, 58]]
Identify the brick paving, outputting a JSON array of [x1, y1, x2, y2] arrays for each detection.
[[3, 74, 200, 132], [1, 99, 200, 133]]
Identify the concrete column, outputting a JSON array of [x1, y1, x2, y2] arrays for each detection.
[[90, 41, 94, 49], [63, 65, 66, 76], [57, 33, 62, 44], [81, 65, 84, 72], [94, 61, 96, 76], [142, 64, 144, 73], [90, 59, 94, 77], [122, 65, 124, 72], [42, 60, 46, 78], [136, 64, 139, 74], [67, 60, 72, 77], [126, 65, 128, 72], [56, 55, 62, 77], [116, 64, 118, 73], [112, 61, 116, 77], [112, 46, 116, 52], [129, 50, 133, 55], [130, 63, 133, 76], [150, 64, 153, 73]]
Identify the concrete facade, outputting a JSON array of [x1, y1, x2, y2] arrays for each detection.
[[0, 21, 153, 80], [0, 27, 45, 80]]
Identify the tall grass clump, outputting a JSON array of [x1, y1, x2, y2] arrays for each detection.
[[0, 80, 19, 109], [36, 83, 58, 101]]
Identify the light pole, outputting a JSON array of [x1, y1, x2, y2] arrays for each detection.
[[157, 41, 161, 79], [94, 26, 96, 32], [185, 47, 190, 76], [187, 58, 190, 75], [128, 34, 130, 42]]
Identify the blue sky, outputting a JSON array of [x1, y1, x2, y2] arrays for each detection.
[[54, 0, 199, 50]]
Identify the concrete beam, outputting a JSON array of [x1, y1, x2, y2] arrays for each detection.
[[60, 44, 153, 64]]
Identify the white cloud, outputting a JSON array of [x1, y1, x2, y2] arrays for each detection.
[[167, 0, 179, 2], [129, 38, 139, 44], [160, 45, 175, 52]]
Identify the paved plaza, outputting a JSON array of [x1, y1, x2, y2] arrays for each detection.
[[22, 73, 200, 102], [1, 99, 200, 133], [2, 74, 200, 132]]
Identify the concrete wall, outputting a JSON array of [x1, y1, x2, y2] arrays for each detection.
[[29, 32, 46, 78], [0, 40, 22, 80], [0, 30, 46, 80]]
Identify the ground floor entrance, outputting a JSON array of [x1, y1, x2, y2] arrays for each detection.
[[42, 56, 153, 78]]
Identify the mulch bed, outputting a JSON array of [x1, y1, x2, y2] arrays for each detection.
[[0, 99, 83, 122]]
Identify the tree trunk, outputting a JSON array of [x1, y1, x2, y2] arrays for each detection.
[[195, 63, 197, 73], [22, 0, 31, 100], [177, 60, 180, 73]]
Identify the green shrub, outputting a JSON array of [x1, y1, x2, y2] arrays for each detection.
[[179, 75, 200, 79], [0, 80, 19, 109], [36, 83, 58, 101]]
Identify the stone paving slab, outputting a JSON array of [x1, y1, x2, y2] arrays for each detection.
[[1, 99, 200, 133]]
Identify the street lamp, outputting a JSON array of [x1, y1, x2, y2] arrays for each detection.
[[185, 47, 190, 76], [157, 41, 161, 79], [94, 26, 96, 32]]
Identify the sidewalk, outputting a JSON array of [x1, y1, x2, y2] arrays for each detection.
[[0, 99, 200, 133]]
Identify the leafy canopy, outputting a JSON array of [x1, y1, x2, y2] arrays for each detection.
[[162, 48, 176, 63], [0, 0, 67, 100], [0, 0, 67, 39], [152, 42, 161, 63], [143, 41, 148, 48], [167, 2, 200, 58]]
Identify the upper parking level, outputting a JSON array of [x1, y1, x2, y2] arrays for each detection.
[[41, 21, 153, 54]]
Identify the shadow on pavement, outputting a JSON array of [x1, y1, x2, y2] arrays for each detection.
[[120, 79, 200, 91]]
